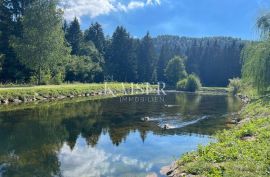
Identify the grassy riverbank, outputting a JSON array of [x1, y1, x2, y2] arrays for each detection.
[[172, 98, 270, 176], [0, 83, 157, 104]]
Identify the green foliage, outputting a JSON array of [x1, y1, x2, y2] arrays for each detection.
[[257, 12, 270, 39], [65, 17, 83, 55], [154, 36, 244, 86], [228, 78, 242, 95], [107, 26, 137, 82], [0, 83, 155, 100], [0, 1, 246, 86], [165, 56, 187, 86], [242, 40, 270, 94], [84, 22, 105, 54], [185, 75, 202, 92], [242, 12, 270, 94], [12, 0, 71, 85], [65, 55, 103, 83], [177, 74, 201, 92], [0, 0, 32, 82], [156, 44, 175, 82], [79, 41, 105, 64], [176, 79, 187, 91], [0, 54, 4, 73], [137, 32, 157, 82], [177, 99, 270, 176]]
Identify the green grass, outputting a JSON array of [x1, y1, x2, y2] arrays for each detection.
[[0, 83, 157, 100], [200, 87, 229, 92], [176, 98, 270, 177]]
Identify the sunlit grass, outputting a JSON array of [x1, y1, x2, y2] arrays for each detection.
[[177, 98, 270, 177], [0, 83, 157, 100]]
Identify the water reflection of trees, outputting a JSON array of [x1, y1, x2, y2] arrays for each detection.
[[0, 93, 241, 176]]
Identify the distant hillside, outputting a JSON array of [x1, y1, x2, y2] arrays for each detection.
[[153, 35, 247, 86]]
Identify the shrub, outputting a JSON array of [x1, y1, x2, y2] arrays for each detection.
[[40, 71, 52, 85], [177, 74, 201, 92], [51, 73, 64, 85], [228, 78, 242, 95], [185, 75, 202, 92], [177, 78, 187, 91]]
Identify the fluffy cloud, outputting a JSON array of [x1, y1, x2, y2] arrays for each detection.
[[128, 1, 145, 10], [58, 136, 154, 177], [58, 143, 111, 177], [60, 0, 161, 21]]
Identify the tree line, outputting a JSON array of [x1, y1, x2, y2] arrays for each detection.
[[0, 0, 246, 86]]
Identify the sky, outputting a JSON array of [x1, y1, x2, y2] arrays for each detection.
[[60, 0, 270, 40]]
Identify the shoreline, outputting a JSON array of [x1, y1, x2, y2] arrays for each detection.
[[0, 83, 158, 106], [160, 95, 270, 177]]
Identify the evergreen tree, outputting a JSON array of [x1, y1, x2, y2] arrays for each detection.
[[103, 36, 113, 76], [109, 26, 137, 82], [137, 32, 156, 82], [65, 17, 82, 55], [12, 0, 71, 84], [153, 36, 244, 86], [84, 22, 105, 55], [0, 0, 31, 82], [156, 44, 174, 81], [63, 19, 68, 33]]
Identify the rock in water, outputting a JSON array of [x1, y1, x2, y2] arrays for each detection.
[[141, 117, 150, 121], [163, 124, 170, 129]]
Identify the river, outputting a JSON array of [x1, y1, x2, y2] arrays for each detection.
[[0, 92, 242, 177]]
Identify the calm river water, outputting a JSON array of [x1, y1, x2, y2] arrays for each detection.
[[0, 92, 242, 177]]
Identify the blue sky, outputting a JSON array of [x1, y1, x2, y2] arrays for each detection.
[[61, 0, 270, 40]]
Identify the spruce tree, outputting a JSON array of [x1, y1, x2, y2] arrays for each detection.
[[109, 26, 137, 82], [157, 44, 174, 82], [65, 17, 82, 55], [137, 32, 156, 82], [84, 22, 105, 55]]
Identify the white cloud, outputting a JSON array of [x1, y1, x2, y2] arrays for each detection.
[[60, 0, 115, 21], [58, 142, 111, 177], [128, 1, 145, 10], [146, 0, 161, 5], [60, 0, 161, 21], [58, 136, 154, 177]]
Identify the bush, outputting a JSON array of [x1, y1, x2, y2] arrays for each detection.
[[228, 78, 242, 95], [177, 79, 187, 91], [185, 75, 202, 92], [177, 74, 201, 92], [51, 73, 64, 85]]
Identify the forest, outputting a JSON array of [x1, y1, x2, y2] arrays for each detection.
[[1, 0, 270, 176], [0, 0, 246, 87]]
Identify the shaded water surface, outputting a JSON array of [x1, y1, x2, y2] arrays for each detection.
[[0, 92, 242, 177]]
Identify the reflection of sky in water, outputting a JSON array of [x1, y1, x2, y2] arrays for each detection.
[[59, 132, 212, 177]]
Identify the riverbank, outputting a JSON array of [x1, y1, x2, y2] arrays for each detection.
[[162, 96, 270, 176], [198, 87, 229, 95], [0, 83, 157, 105]]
